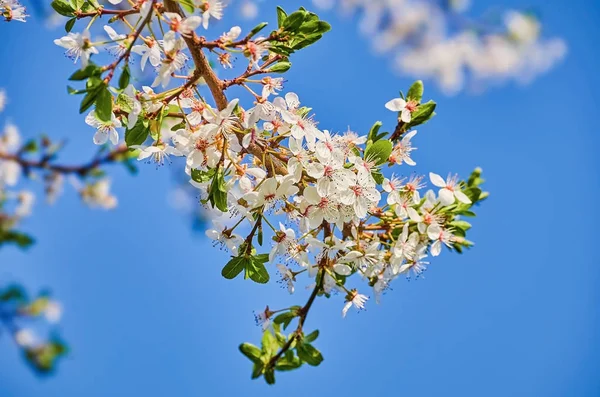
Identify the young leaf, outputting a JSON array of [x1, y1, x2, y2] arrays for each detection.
[[246, 255, 270, 284], [179, 0, 194, 13], [268, 61, 292, 73], [69, 63, 102, 81], [51, 0, 75, 16], [276, 6, 287, 28], [364, 139, 393, 165], [79, 90, 99, 114], [296, 343, 323, 366], [118, 65, 130, 90], [94, 86, 113, 122], [304, 329, 319, 343], [367, 121, 383, 142], [248, 22, 268, 38], [239, 343, 262, 363], [407, 80, 424, 102], [221, 257, 246, 280], [407, 100, 436, 127], [64, 17, 76, 33], [124, 119, 150, 147], [282, 10, 307, 32]]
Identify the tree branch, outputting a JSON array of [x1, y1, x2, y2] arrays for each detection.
[[0, 146, 129, 177]]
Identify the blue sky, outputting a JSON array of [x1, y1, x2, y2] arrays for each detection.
[[1, 0, 599, 396]]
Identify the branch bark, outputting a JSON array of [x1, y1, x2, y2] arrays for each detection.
[[163, 0, 287, 175]]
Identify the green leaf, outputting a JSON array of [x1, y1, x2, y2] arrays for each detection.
[[275, 351, 302, 371], [239, 343, 262, 363], [268, 61, 292, 73], [296, 343, 323, 366], [251, 362, 264, 379], [94, 86, 113, 122], [367, 121, 383, 142], [0, 231, 35, 249], [179, 0, 195, 13], [69, 63, 102, 81], [64, 17, 76, 33], [449, 220, 472, 232], [221, 256, 247, 280], [264, 368, 276, 384], [273, 312, 295, 325], [276, 6, 287, 28], [407, 80, 424, 102], [118, 65, 130, 90], [248, 22, 268, 38], [124, 119, 150, 147], [364, 139, 392, 165], [261, 329, 279, 356], [304, 329, 319, 343], [282, 10, 307, 32], [246, 255, 270, 284], [407, 100, 436, 127], [206, 169, 228, 212], [70, 0, 84, 10], [191, 168, 215, 183], [51, 0, 75, 16], [299, 20, 331, 35], [67, 86, 86, 95], [79, 90, 99, 114]]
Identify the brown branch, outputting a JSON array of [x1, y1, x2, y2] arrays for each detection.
[[266, 223, 331, 369], [103, 0, 157, 83], [163, 0, 287, 176], [0, 146, 129, 177], [266, 268, 325, 370], [163, 0, 228, 110], [75, 7, 140, 19]]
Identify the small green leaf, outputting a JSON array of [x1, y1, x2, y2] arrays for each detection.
[[407, 100, 436, 127], [364, 139, 392, 165], [118, 64, 130, 90], [64, 17, 76, 33], [239, 343, 262, 363], [51, 0, 75, 16], [191, 168, 215, 183], [304, 329, 319, 343], [407, 80, 424, 102], [94, 86, 113, 122], [69, 63, 102, 81], [276, 6, 287, 28], [367, 121, 383, 142], [273, 312, 295, 325], [67, 86, 86, 95], [275, 351, 302, 371], [264, 368, 276, 384], [179, 0, 195, 13], [248, 22, 268, 37], [207, 169, 228, 212], [79, 90, 99, 114], [268, 61, 291, 73], [124, 119, 150, 147], [282, 10, 307, 32], [251, 362, 264, 379], [0, 231, 35, 249], [221, 257, 246, 280], [449, 220, 472, 232], [296, 343, 323, 366], [246, 256, 270, 284]]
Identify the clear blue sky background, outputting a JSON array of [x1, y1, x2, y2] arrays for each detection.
[[1, 0, 599, 396]]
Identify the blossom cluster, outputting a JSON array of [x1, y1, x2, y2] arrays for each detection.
[[1, 0, 27, 22], [239, 0, 567, 94], [0, 88, 134, 373], [0, 284, 67, 373], [44, 0, 488, 383]]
